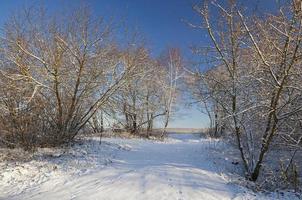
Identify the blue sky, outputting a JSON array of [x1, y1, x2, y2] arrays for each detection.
[[0, 0, 280, 128]]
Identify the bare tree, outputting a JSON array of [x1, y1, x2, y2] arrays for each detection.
[[159, 48, 183, 136], [189, 0, 302, 184], [0, 6, 140, 147]]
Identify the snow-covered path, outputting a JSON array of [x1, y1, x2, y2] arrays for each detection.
[[2, 134, 295, 200]]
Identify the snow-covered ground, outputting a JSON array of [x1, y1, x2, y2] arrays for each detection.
[[0, 134, 300, 200]]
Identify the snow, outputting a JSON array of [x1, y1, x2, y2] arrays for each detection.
[[0, 134, 300, 200]]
